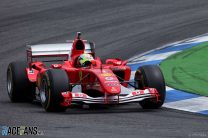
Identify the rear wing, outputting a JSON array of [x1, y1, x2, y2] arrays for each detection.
[[26, 41, 95, 63]]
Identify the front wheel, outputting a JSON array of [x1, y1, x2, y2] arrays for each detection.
[[40, 69, 70, 112], [134, 65, 166, 109]]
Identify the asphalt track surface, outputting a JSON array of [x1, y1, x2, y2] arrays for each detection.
[[0, 0, 208, 138]]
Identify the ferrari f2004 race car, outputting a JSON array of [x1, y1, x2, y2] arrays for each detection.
[[7, 32, 166, 112]]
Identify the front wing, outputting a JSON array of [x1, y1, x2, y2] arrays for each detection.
[[60, 88, 159, 106]]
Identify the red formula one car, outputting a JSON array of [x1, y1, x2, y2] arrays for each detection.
[[7, 32, 166, 112]]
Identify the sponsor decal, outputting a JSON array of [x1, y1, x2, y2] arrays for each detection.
[[105, 77, 114, 81], [111, 67, 126, 71], [117, 61, 121, 64], [106, 83, 119, 86], [73, 93, 87, 98], [104, 81, 118, 83], [132, 90, 145, 96], [111, 87, 117, 92], [1, 125, 44, 136], [100, 73, 112, 77], [28, 69, 34, 74]]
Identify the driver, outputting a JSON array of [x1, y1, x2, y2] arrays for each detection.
[[77, 53, 94, 67]]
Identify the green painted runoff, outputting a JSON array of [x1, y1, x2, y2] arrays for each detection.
[[160, 42, 208, 96]]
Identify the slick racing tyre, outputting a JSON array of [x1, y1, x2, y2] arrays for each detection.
[[7, 61, 36, 102], [134, 65, 166, 109], [40, 69, 69, 112]]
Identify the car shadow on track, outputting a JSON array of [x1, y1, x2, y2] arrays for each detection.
[[1, 100, 164, 115], [37, 103, 164, 115]]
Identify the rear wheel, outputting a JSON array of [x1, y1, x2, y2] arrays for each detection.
[[134, 65, 166, 109], [7, 61, 36, 102], [40, 69, 70, 112]]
